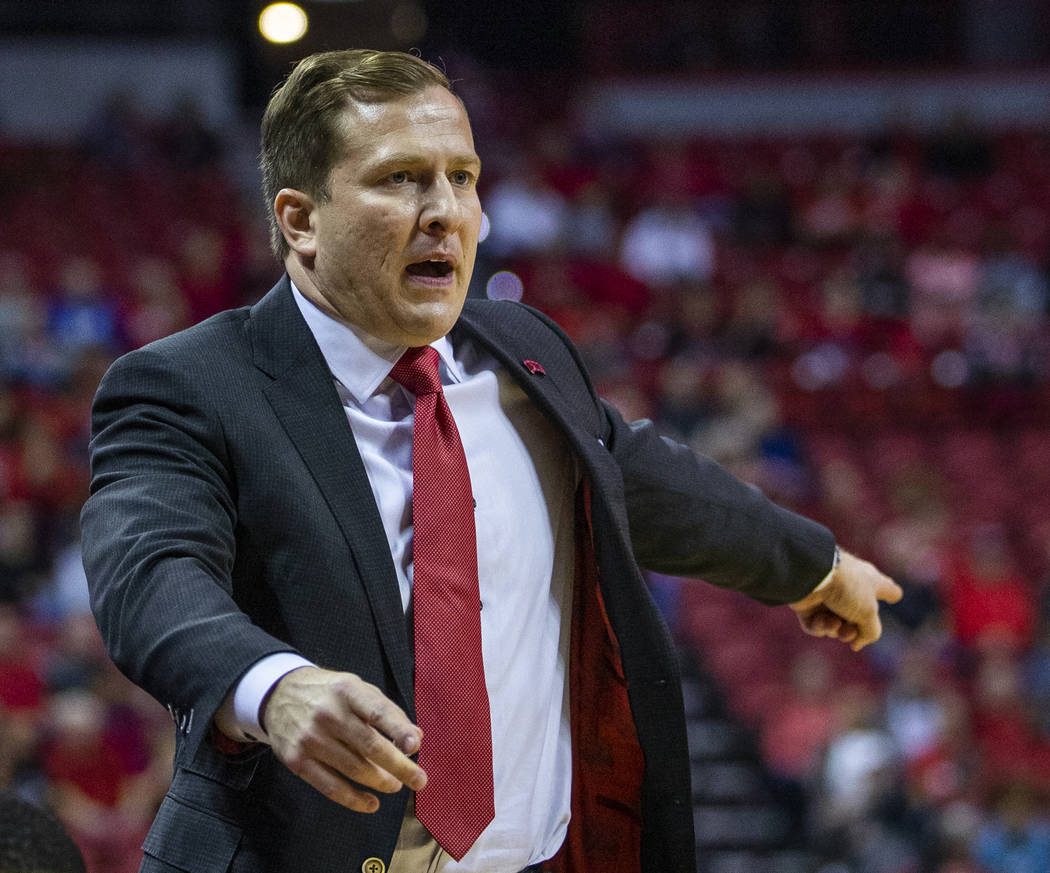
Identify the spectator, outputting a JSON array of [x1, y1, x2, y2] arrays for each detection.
[[121, 257, 190, 349], [46, 257, 121, 358], [0, 605, 44, 715], [853, 231, 911, 321], [154, 96, 223, 170], [80, 91, 153, 171], [944, 526, 1035, 652], [0, 502, 46, 604], [652, 355, 715, 443], [884, 645, 952, 764], [42, 691, 146, 873], [731, 169, 794, 247], [965, 226, 1049, 383], [4, 310, 68, 389], [43, 691, 127, 811], [970, 647, 1049, 782], [905, 692, 977, 812], [972, 782, 1050, 873], [45, 614, 108, 694], [175, 227, 241, 319], [905, 231, 980, 349], [1022, 620, 1050, 740], [817, 684, 900, 831], [0, 700, 46, 804], [564, 180, 619, 258], [620, 192, 716, 288], [482, 161, 569, 257], [975, 227, 1049, 320], [760, 648, 837, 785], [7, 414, 87, 516], [0, 251, 40, 363], [722, 278, 787, 359], [31, 539, 92, 625], [690, 361, 778, 467], [797, 166, 862, 247]]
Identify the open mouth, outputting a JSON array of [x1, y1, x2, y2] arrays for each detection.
[[405, 260, 454, 278]]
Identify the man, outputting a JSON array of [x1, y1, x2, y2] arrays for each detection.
[[0, 793, 87, 873], [81, 50, 900, 873]]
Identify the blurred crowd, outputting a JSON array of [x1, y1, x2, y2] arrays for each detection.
[[1, 75, 1050, 873]]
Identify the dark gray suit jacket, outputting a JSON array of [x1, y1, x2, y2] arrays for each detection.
[[81, 276, 834, 873]]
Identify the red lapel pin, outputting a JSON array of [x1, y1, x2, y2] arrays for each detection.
[[523, 359, 545, 376]]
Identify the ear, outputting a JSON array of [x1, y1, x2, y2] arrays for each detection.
[[274, 188, 317, 258]]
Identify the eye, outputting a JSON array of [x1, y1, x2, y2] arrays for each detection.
[[388, 170, 410, 184], [450, 170, 472, 186]]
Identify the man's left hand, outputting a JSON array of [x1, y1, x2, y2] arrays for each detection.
[[789, 549, 902, 651]]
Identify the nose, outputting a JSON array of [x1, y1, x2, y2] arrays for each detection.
[[418, 175, 463, 237]]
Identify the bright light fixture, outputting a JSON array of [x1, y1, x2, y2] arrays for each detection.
[[259, 3, 309, 44]]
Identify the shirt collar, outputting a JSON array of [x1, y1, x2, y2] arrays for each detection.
[[290, 281, 461, 404]]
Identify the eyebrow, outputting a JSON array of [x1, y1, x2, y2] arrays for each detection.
[[368, 152, 482, 175]]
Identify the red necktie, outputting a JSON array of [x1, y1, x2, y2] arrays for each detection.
[[390, 346, 494, 860]]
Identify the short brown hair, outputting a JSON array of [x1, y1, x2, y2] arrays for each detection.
[[260, 49, 453, 260]]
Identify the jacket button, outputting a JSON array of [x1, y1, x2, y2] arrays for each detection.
[[362, 859, 385, 873]]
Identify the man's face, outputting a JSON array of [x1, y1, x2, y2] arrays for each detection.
[[292, 85, 482, 346]]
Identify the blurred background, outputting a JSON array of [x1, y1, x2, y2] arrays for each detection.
[[2, 2, 1050, 871]]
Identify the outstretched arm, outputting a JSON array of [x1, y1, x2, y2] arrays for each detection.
[[603, 401, 836, 603], [601, 401, 900, 647]]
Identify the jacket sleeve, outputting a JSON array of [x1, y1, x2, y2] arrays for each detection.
[[601, 399, 835, 605], [80, 347, 297, 761], [510, 301, 835, 605]]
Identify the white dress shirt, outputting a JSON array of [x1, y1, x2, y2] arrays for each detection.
[[224, 283, 578, 873]]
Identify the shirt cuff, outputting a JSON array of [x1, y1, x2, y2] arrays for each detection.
[[225, 652, 315, 742], [810, 544, 842, 595]]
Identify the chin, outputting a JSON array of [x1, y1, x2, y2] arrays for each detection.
[[401, 302, 464, 343]]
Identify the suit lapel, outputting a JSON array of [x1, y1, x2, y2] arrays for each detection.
[[455, 300, 634, 538], [454, 304, 574, 441], [455, 302, 620, 475], [246, 278, 414, 710]]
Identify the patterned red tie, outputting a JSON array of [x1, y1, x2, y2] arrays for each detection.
[[390, 346, 494, 860]]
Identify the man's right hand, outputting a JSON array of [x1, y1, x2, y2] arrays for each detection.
[[789, 549, 902, 651], [261, 666, 426, 813]]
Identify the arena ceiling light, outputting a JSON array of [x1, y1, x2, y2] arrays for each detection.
[[259, 3, 310, 44]]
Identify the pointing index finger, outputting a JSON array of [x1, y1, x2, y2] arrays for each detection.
[[878, 576, 904, 604]]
